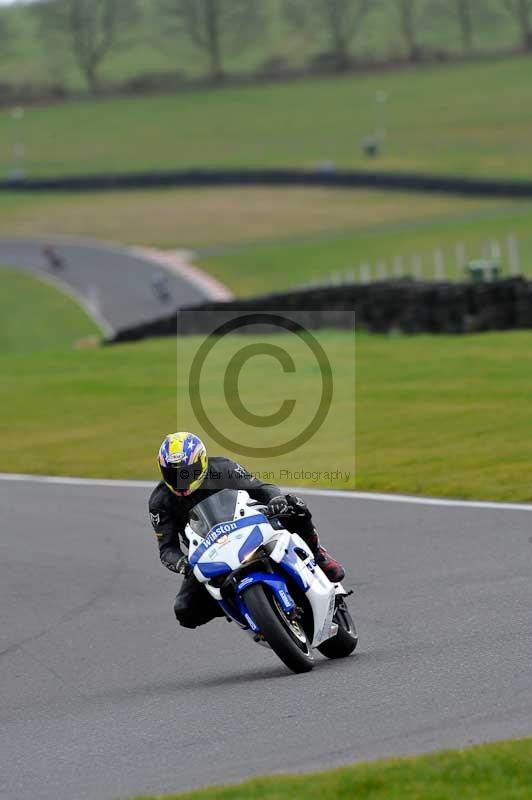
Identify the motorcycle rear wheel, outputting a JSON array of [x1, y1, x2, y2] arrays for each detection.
[[243, 584, 314, 674], [317, 599, 358, 659]]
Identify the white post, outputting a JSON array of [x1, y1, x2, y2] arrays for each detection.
[[375, 91, 387, 144], [507, 234, 520, 276], [377, 260, 388, 281], [434, 249, 446, 281], [9, 106, 26, 180], [455, 242, 466, 279], [412, 254, 423, 281], [345, 267, 356, 284], [360, 264, 371, 284], [393, 255, 404, 279]]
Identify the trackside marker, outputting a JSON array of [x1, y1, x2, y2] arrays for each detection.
[[0, 473, 531, 512]]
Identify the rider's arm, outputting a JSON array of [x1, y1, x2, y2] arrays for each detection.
[[222, 458, 281, 505], [148, 491, 185, 573]]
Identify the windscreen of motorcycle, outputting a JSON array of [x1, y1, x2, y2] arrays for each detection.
[[188, 489, 239, 539]]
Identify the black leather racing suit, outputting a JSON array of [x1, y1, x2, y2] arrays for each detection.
[[148, 456, 314, 628]]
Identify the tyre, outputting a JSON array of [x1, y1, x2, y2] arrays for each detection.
[[243, 583, 314, 674], [317, 599, 358, 659]]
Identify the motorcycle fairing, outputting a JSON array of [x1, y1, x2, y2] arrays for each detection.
[[189, 512, 268, 568], [197, 560, 232, 579], [237, 525, 263, 562], [269, 531, 338, 647]]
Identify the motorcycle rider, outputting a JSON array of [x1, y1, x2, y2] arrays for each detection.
[[148, 432, 346, 629], [151, 269, 171, 303]]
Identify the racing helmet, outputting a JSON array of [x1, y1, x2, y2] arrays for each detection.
[[158, 432, 208, 496]]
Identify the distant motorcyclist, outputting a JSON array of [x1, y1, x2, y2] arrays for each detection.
[[151, 270, 171, 303], [148, 432, 346, 629], [41, 243, 65, 272]]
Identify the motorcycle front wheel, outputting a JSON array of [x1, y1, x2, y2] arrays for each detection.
[[243, 584, 314, 674]]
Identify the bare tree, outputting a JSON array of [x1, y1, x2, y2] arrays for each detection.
[[454, 0, 475, 51], [393, 0, 423, 61], [0, 13, 10, 59], [158, 0, 264, 84], [427, 0, 477, 52], [503, 0, 532, 50], [284, 0, 371, 71], [34, 0, 139, 94]]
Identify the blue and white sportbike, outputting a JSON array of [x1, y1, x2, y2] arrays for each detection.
[[186, 488, 357, 673]]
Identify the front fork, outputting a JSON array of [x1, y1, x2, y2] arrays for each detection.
[[212, 559, 298, 633], [234, 570, 297, 634]]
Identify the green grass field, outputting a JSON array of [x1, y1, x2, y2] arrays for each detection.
[[0, 266, 99, 353], [1, 271, 531, 502], [132, 738, 532, 800], [201, 199, 532, 295], [1, 57, 532, 179], [0, 185, 506, 249], [0, 187, 504, 250]]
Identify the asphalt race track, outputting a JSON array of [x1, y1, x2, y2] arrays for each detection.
[[1, 477, 531, 800], [0, 237, 207, 334]]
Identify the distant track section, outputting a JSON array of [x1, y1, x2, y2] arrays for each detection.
[[0, 237, 216, 333], [3, 168, 532, 197]]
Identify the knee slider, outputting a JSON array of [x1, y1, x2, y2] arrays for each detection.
[[174, 603, 198, 628]]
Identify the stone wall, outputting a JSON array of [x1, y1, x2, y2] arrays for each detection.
[[4, 168, 532, 197], [107, 278, 532, 343]]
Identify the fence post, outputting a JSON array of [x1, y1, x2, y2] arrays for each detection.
[[360, 264, 371, 284], [377, 260, 388, 281], [507, 234, 520, 276], [455, 242, 466, 280], [393, 255, 404, 279], [434, 249, 446, 281], [412, 254, 423, 280]]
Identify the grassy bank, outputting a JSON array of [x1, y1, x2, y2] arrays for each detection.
[[132, 737, 532, 800], [1, 326, 531, 502], [1, 57, 531, 178], [0, 188, 503, 252], [201, 201, 532, 295], [0, 266, 99, 354]]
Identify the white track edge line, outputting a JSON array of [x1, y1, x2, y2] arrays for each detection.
[[0, 472, 531, 511], [132, 246, 233, 301]]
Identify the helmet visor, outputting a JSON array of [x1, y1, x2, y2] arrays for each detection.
[[162, 458, 205, 494]]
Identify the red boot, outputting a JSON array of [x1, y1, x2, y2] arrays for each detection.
[[306, 528, 345, 582], [315, 546, 345, 582]]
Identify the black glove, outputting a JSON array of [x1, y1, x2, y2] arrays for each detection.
[[175, 555, 191, 577], [286, 494, 312, 519], [267, 495, 289, 517], [267, 494, 311, 519]]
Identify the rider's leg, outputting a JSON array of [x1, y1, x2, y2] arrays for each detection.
[[174, 574, 225, 628], [287, 518, 345, 582]]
